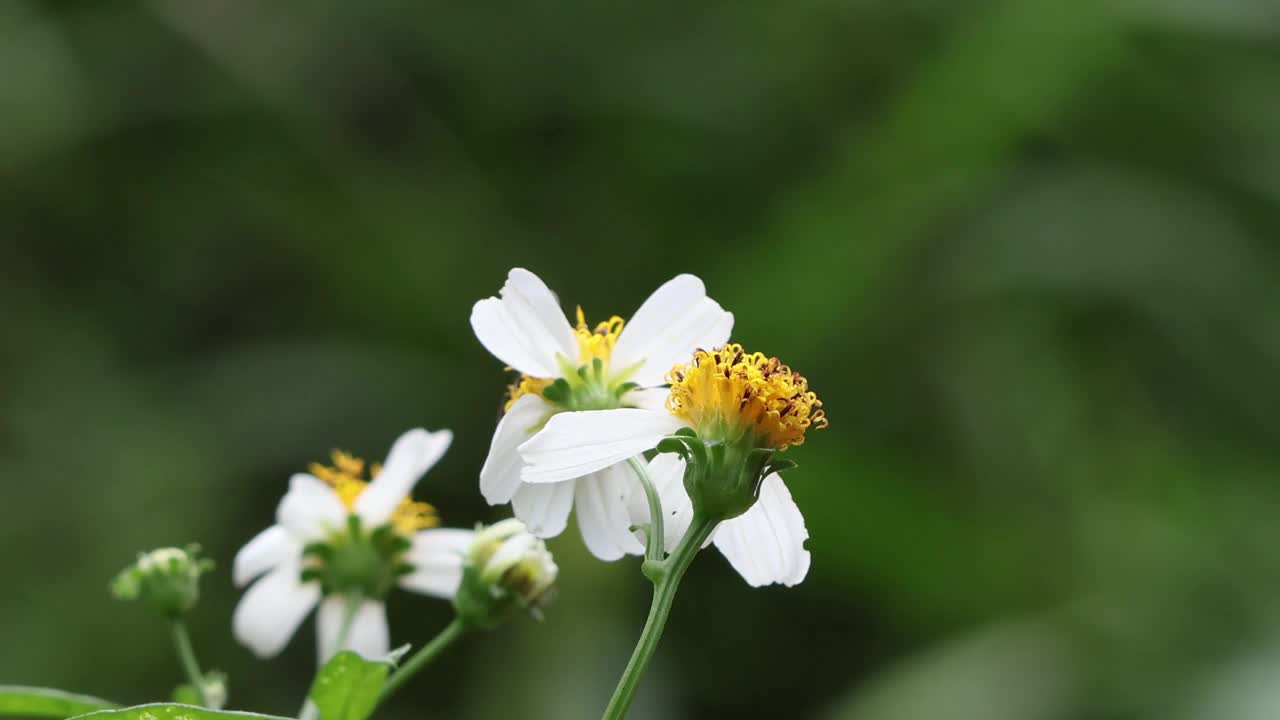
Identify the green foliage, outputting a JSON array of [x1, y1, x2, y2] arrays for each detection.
[[307, 652, 390, 720], [64, 705, 289, 720], [0, 687, 117, 718]]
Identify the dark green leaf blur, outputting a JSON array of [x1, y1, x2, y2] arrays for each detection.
[[2, 1, 1279, 718]]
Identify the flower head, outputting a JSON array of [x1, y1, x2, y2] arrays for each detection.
[[112, 544, 214, 617], [232, 429, 475, 661], [454, 519, 559, 628], [472, 268, 732, 561]]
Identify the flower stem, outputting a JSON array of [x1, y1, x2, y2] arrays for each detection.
[[378, 618, 469, 706], [601, 513, 718, 720], [627, 456, 666, 564], [168, 619, 207, 707]]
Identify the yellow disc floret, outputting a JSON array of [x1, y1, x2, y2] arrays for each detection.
[[666, 344, 828, 450], [504, 306, 626, 410], [309, 450, 439, 535]]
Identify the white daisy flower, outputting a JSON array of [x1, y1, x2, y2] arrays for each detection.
[[471, 268, 733, 561], [519, 344, 826, 585], [232, 428, 475, 661]]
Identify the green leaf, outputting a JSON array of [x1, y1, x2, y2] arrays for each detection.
[[0, 687, 118, 718], [307, 651, 391, 720], [66, 704, 290, 720]]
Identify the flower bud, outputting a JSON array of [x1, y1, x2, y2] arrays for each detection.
[[454, 520, 558, 628], [112, 545, 214, 618]]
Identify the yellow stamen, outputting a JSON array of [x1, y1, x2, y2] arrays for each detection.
[[309, 450, 439, 534], [665, 344, 827, 450], [504, 307, 626, 410]]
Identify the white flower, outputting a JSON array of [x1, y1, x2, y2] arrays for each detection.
[[453, 519, 560, 627], [628, 454, 810, 587], [471, 268, 732, 561], [232, 428, 475, 661]]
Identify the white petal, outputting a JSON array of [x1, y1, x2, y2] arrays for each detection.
[[471, 268, 578, 378], [480, 394, 553, 505], [624, 386, 671, 412], [356, 428, 452, 527], [573, 467, 645, 561], [233, 525, 298, 587], [511, 480, 576, 538], [627, 453, 696, 551], [277, 474, 347, 542], [399, 528, 475, 598], [317, 598, 390, 664], [611, 274, 734, 388], [713, 474, 810, 587], [232, 560, 320, 658], [518, 409, 686, 484]]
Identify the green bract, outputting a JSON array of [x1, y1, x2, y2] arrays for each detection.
[[541, 357, 639, 412], [302, 516, 412, 600], [658, 428, 798, 521]]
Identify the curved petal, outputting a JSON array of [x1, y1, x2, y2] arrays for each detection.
[[627, 453, 696, 551], [573, 467, 645, 561], [232, 560, 320, 658], [277, 474, 347, 542], [623, 386, 671, 412], [713, 474, 810, 587], [471, 268, 578, 378], [317, 598, 390, 663], [356, 428, 453, 527], [611, 274, 734, 388], [398, 528, 475, 598], [511, 480, 576, 538], [518, 409, 686, 484], [480, 394, 553, 505], [233, 525, 298, 587]]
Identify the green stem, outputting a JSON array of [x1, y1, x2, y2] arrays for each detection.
[[627, 456, 666, 564], [601, 514, 718, 720], [378, 619, 469, 706], [168, 620, 207, 707]]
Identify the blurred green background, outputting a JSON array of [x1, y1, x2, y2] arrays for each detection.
[[3, 1, 1280, 718]]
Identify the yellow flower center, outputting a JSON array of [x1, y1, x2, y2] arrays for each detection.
[[505, 306, 626, 410], [308, 450, 439, 535], [666, 344, 828, 450]]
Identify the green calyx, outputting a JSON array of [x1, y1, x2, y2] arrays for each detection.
[[657, 428, 798, 521], [541, 356, 640, 411], [111, 544, 214, 618], [302, 515, 412, 600]]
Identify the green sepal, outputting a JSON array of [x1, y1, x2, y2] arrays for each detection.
[[65, 705, 289, 720], [308, 652, 391, 720], [766, 459, 798, 475], [0, 687, 118, 718], [673, 427, 697, 438], [655, 438, 690, 458]]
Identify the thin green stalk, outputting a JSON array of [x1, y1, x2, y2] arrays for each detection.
[[168, 620, 207, 707], [601, 514, 718, 720], [378, 619, 469, 706], [627, 456, 666, 564]]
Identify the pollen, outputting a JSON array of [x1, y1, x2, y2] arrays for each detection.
[[504, 306, 626, 410], [665, 344, 828, 451], [309, 450, 439, 534]]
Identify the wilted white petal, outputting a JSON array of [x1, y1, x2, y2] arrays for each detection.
[[232, 560, 320, 658], [277, 474, 347, 542], [519, 409, 686, 484], [233, 525, 297, 587], [611, 275, 734, 388], [356, 428, 453, 527], [480, 394, 553, 505], [573, 467, 645, 561], [471, 268, 578, 378], [511, 480, 576, 538], [399, 528, 475, 598], [713, 474, 810, 587], [317, 598, 390, 663], [627, 453, 696, 550]]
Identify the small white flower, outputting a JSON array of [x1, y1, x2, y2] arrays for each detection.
[[471, 268, 733, 561], [627, 454, 810, 587], [453, 519, 560, 627], [232, 428, 475, 661]]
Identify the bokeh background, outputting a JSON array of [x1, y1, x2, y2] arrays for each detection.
[[4, 1, 1280, 718]]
